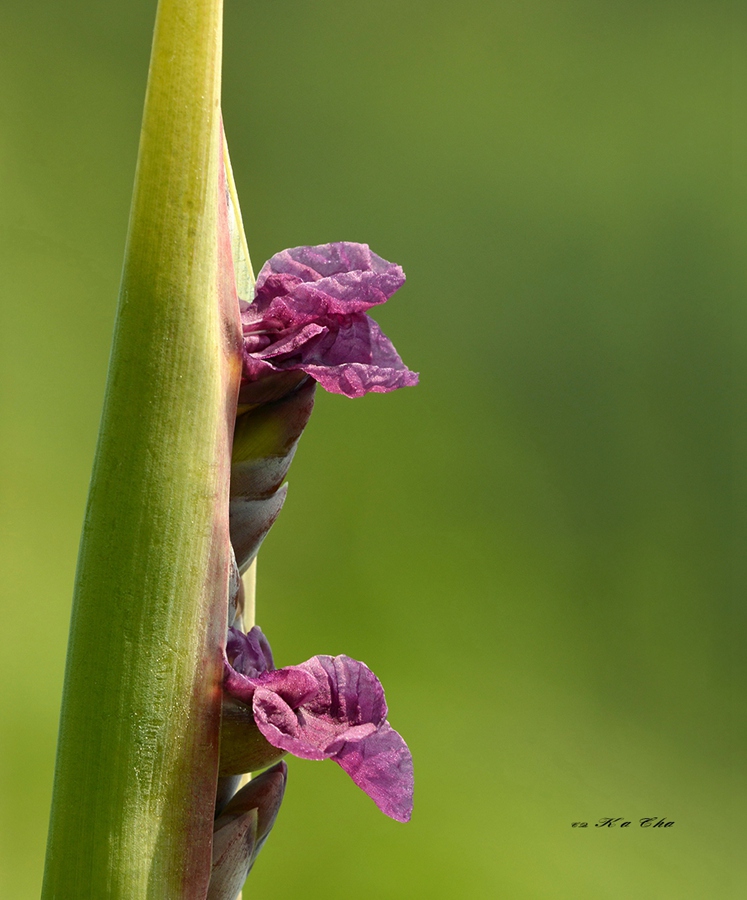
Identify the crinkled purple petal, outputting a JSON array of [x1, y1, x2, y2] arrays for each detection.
[[300, 317, 419, 397], [310, 317, 397, 368], [252, 655, 388, 758], [224, 663, 319, 709], [249, 280, 378, 324], [258, 322, 327, 359], [248, 273, 305, 310], [297, 655, 388, 727], [252, 686, 379, 761], [305, 361, 419, 398], [240, 242, 418, 397], [257, 242, 375, 283], [252, 688, 336, 761], [333, 723, 414, 823], [248, 315, 417, 398], [262, 270, 400, 316], [255, 242, 405, 306]]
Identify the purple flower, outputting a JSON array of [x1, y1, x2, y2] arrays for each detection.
[[222, 627, 414, 823], [239, 242, 419, 401]]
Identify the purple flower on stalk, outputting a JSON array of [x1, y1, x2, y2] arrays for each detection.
[[222, 627, 414, 823], [239, 242, 418, 402]]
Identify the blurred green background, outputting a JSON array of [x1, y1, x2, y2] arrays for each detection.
[[1, 1, 745, 896]]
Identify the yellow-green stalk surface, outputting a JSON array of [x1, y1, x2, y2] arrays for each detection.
[[42, 0, 239, 896]]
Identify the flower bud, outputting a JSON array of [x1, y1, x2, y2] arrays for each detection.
[[207, 809, 257, 900], [219, 696, 286, 776], [229, 379, 315, 573], [208, 763, 288, 899]]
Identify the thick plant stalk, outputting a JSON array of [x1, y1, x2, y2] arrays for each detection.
[[41, 0, 239, 897]]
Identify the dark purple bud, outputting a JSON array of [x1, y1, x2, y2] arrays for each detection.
[[209, 763, 288, 898], [207, 809, 257, 900], [217, 761, 288, 851], [226, 626, 275, 677]]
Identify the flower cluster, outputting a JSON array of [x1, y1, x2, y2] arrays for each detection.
[[221, 626, 413, 823], [211, 241, 416, 892]]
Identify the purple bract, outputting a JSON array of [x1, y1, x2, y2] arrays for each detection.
[[224, 627, 414, 823], [240, 242, 419, 400]]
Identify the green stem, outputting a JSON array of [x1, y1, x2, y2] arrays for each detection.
[[42, 0, 237, 896]]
